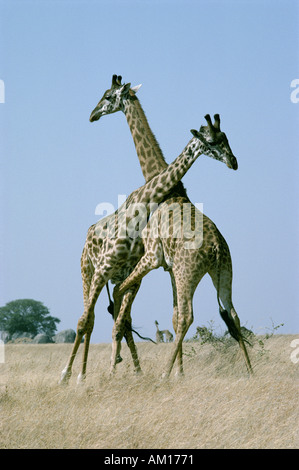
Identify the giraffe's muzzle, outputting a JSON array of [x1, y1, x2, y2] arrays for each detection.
[[89, 108, 100, 122], [227, 154, 238, 170]]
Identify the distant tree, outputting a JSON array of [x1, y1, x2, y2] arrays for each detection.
[[0, 299, 60, 338]]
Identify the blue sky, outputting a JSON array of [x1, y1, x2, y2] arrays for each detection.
[[0, 0, 298, 343]]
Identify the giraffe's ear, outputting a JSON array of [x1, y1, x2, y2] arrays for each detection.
[[131, 84, 142, 94], [121, 83, 131, 94]]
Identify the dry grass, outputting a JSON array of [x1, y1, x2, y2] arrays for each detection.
[[0, 335, 298, 449]]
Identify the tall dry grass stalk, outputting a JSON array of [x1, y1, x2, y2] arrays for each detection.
[[0, 335, 298, 448]]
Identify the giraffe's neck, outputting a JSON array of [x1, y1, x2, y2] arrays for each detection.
[[132, 137, 205, 206], [115, 137, 205, 241], [123, 96, 168, 182]]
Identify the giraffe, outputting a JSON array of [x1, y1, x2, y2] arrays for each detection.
[[155, 320, 164, 343], [90, 75, 252, 377], [162, 330, 174, 343], [59, 119, 234, 384], [155, 320, 174, 343]]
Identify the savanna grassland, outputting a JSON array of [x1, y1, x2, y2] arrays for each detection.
[[0, 335, 298, 449]]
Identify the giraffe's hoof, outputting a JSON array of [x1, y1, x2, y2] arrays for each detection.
[[161, 372, 170, 382], [77, 372, 86, 385], [59, 367, 71, 385], [116, 354, 123, 364], [174, 370, 185, 380]]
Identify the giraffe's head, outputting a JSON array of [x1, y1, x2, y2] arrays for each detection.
[[191, 114, 238, 170], [89, 74, 141, 122]]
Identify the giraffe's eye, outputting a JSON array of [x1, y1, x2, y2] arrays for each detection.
[[105, 95, 111, 101]]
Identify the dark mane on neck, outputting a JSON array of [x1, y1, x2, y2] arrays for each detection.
[[168, 181, 189, 199]]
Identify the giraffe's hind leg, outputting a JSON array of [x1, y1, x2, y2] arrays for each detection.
[[169, 271, 183, 377], [169, 267, 204, 378], [163, 280, 194, 379]]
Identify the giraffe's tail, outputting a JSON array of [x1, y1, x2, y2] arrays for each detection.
[[215, 246, 251, 346], [125, 321, 157, 344], [106, 283, 115, 317]]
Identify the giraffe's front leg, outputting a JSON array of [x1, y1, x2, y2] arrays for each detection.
[[109, 289, 136, 376], [59, 312, 88, 385], [60, 267, 107, 385], [169, 271, 184, 377], [119, 241, 164, 295], [162, 291, 194, 380], [112, 282, 143, 375], [76, 270, 108, 384], [77, 310, 94, 384]]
